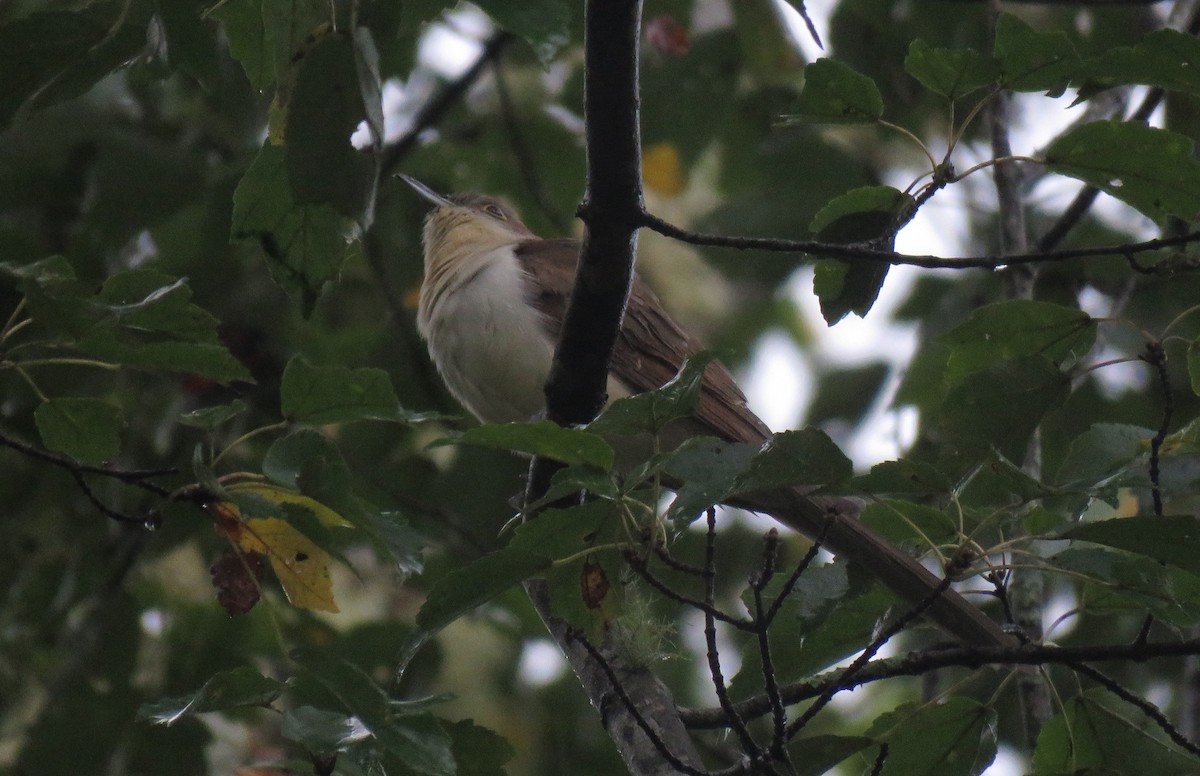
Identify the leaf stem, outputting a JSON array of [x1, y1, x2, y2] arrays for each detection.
[[952, 155, 1042, 183], [0, 299, 28, 344], [878, 119, 938, 171], [212, 421, 290, 468], [17, 357, 121, 371], [14, 365, 48, 402]]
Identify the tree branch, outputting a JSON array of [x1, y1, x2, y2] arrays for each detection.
[[0, 426, 173, 525], [522, 2, 704, 774], [642, 212, 1200, 269], [681, 637, 1200, 729]]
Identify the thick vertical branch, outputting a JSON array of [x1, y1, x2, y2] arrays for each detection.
[[542, 0, 645, 428], [523, 2, 704, 774], [986, 0, 1051, 745]]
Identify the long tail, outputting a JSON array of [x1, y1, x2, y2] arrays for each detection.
[[736, 486, 1013, 647]]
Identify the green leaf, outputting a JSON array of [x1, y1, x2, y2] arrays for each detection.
[[445, 421, 615, 470], [139, 667, 285, 725], [472, 0, 572, 66], [544, 531, 626, 640], [1022, 506, 1069, 535], [154, 0, 222, 88], [808, 362, 890, 425], [661, 437, 758, 526], [860, 500, 959, 553], [210, 0, 273, 89], [534, 465, 622, 506], [904, 40, 999, 99], [737, 428, 854, 492], [1033, 689, 1200, 775], [281, 706, 368, 751], [444, 719, 515, 776], [416, 549, 552, 634], [178, 401, 249, 430], [1055, 423, 1152, 487], [361, 511, 426, 576], [788, 735, 876, 776], [34, 398, 122, 465], [0, 9, 146, 126], [231, 143, 352, 306], [788, 58, 883, 124], [588, 354, 712, 436], [292, 649, 456, 776], [508, 502, 622, 559], [994, 13, 1081, 94], [280, 358, 421, 424], [1062, 515, 1200, 577], [1051, 547, 1200, 628], [851, 459, 953, 497], [1077, 29, 1200, 102], [1044, 121, 1200, 223], [263, 428, 351, 495], [7, 264, 251, 382], [731, 563, 894, 696], [81, 335, 254, 384], [477, 504, 625, 641], [285, 36, 376, 218], [261, 0, 332, 84], [809, 186, 910, 322], [939, 356, 1070, 462], [96, 272, 215, 338], [7, 257, 102, 338], [868, 697, 997, 776], [217, 0, 330, 92], [940, 300, 1096, 386]]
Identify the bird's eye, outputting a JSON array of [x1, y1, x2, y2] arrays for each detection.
[[483, 204, 507, 220]]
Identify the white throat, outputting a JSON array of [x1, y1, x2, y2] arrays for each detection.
[[417, 246, 557, 423]]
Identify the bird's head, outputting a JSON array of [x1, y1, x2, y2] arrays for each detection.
[[400, 175, 534, 274]]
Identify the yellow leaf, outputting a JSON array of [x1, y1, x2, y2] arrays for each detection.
[[237, 517, 339, 613], [643, 143, 686, 197], [226, 482, 352, 528]]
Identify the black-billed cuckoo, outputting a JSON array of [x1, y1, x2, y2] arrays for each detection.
[[403, 175, 1011, 648]]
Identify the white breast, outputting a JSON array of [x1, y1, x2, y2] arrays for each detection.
[[418, 247, 556, 423]]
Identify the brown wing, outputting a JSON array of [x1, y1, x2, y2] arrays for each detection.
[[514, 238, 772, 446]]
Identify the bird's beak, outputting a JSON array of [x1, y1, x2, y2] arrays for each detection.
[[399, 174, 454, 208]]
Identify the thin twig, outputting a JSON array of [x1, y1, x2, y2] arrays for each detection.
[[1141, 340, 1172, 517], [1071, 661, 1200, 758], [377, 32, 512, 178], [682, 636, 1200, 729], [702, 510, 764, 766], [786, 578, 953, 737], [640, 211, 1200, 270], [624, 550, 755, 631], [654, 544, 712, 577], [751, 531, 791, 768], [763, 522, 828, 626], [3, 438, 173, 490]]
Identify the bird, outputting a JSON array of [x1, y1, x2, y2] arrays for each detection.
[[402, 174, 1011, 648]]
